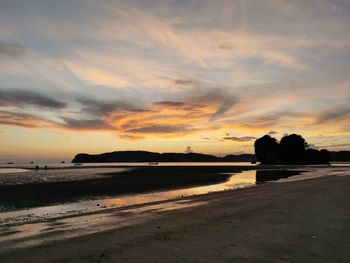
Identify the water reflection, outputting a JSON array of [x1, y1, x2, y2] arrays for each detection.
[[256, 170, 303, 184], [0, 168, 29, 174], [103, 170, 258, 208]]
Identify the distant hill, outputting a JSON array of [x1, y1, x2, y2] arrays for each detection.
[[330, 151, 350, 162], [72, 151, 257, 163], [72, 150, 350, 163]]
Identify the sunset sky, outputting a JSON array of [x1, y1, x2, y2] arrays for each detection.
[[1, 0, 350, 161]]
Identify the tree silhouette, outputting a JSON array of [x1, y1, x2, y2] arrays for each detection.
[[319, 149, 330, 164], [254, 135, 279, 164], [254, 133, 330, 165], [279, 134, 306, 164]]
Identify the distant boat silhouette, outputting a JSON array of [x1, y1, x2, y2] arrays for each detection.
[[148, 162, 159, 165], [74, 163, 83, 166], [6, 162, 14, 164], [61, 161, 65, 163]]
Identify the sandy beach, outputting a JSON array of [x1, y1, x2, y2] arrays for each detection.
[[1, 171, 349, 262]]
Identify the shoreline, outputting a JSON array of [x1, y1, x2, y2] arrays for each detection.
[[0, 171, 349, 262], [0, 168, 338, 221], [0, 166, 340, 221], [0, 165, 307, 210], [0, 166, 243, 210]]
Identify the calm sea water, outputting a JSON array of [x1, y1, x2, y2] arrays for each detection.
[[0, 162, 348, 186], [0, 162, 256, 185], [0, 161, 257, 169], [0, 167, 129, 185]]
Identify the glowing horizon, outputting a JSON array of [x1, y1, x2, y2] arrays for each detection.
[[1, 0, 350, 161]]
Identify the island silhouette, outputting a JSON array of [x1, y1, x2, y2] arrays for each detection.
[[72, 151, 257, 163], [255, 134, 330, 164], [72, 133, 349, 164]]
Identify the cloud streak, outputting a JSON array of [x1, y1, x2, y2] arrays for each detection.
[[0, 89, 66, 109], [0, 110, 57, 128], [0, 42, 24, 57], [316, 104, 350, 123], [0, 130, 8, 135], [61, 117, 113, 130], [223, 136, 256, 142]]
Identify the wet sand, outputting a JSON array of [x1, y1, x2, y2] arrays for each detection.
[[1, 171, 349, 262]]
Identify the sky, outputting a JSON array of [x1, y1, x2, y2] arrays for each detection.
[[0, 0, 350, 161]]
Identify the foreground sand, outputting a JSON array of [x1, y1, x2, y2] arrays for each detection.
[[1, 173, 350, 262]]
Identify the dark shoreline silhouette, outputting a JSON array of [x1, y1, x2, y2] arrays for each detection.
[[72, 151, 257, 163], [72, 150, 350, 164], [255, 134, 330, 165], [330, 151, 350, 162]]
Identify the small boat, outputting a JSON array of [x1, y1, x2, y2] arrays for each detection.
[[251, 161, 257, 164], [148, 162, 159, 165], [6, 162, 14, 164], [74, 163, 83, 166]]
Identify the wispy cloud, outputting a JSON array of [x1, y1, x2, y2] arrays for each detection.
[[61, 117, 113, 130], [0, 89, 66, 109], [223, 136, 256, 142], [0, 110, 57, 128], [315, 104, 350, 123], [0, 41, 24, 57], [0, 130, 8, 135]]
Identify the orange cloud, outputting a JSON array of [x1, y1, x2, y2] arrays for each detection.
[[0, 110, 57, 128]]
